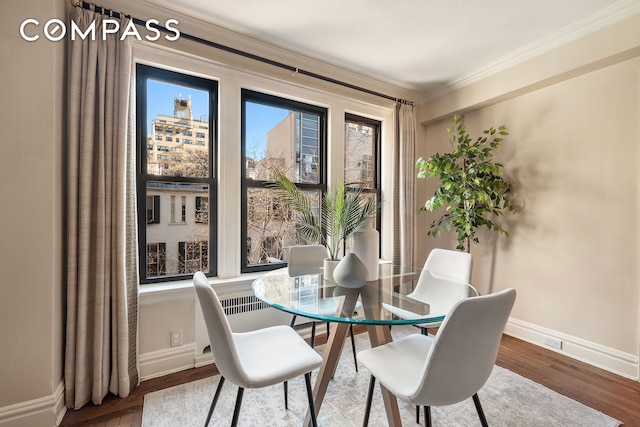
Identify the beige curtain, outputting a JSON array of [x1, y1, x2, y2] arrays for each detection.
[[65, 8, 139, 409], [393, 103, 417, 267]]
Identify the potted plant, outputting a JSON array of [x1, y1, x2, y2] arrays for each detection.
[[415, 114, 513, 252], [270, 170, 380, 266]]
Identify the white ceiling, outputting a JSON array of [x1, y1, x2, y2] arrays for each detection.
[[148, 0, 633, 96]]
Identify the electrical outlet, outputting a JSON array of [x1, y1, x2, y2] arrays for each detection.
[[170, 330, 182, 347], [542, 335, 562, 350]]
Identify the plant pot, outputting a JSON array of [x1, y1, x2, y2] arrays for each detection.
[[323, 258, 339, 282]]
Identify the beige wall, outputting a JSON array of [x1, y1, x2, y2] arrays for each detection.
[[139, 300, 195, 354], [0, 0, 66, 424], [417, 12, 640, 377]]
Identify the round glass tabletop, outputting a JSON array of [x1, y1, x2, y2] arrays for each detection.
[[252, 264, 478, 326]]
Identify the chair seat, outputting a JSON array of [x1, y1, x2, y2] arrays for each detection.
[[293, 297, 363, 318], [381, 302, 445, 327], [357, 334, 433, 401], [234, 325, 323, 388]]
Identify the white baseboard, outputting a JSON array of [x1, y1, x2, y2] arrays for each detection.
[[195, 352, 214, 368], [139, 343, 197, 381], [142, 318, 639, 386], [505, 317, 639, 380], [0, 380, 66, 427]]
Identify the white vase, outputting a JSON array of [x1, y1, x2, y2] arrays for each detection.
[[333, 252, 368, 288], [323, 258, 339, 282], [352, 218, 379, 280]]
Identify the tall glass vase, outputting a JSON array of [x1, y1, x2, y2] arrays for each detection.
[[352, 218, 379, 280]]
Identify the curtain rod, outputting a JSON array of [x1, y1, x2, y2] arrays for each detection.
[[70, 0, 415, 106]]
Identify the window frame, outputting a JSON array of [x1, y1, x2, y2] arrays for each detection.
[[344, 112, 382, 236], [136, 63, 218, 283], [240, 89, 328, 273]]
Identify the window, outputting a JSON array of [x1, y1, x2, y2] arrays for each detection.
[[136, 64, 217, 283], [195, 196, 208, 224], [146, 195, 160, 224], [179, 240, 208, 274], [344, 113, 381, 246], [146, 243, 166, 277], [344, 114, 380, 190], [241, 89, 326, 272]]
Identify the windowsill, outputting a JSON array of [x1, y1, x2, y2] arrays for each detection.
[[139, 272, 265, 306]]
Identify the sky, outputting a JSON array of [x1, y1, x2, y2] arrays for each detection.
[[147, 79, 290, 159]]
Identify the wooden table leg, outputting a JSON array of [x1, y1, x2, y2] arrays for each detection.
[[304, 284, 403, 427], [303, 291, 358, 427]]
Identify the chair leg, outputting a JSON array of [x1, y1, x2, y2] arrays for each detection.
[[290, 315, 297, 328], [230, 387, 244, 427], [326, 322, 330, 337], [472, 393, 489, 427], [424, 406, 432, 427], [311, 322, 316, 348], [416, 405, 420, 423], [304, 372, 318, 427], [349, 324, 358, 372], [284, 380, 288, 409], [363, 376, 376, 427], [204, 376, 225, 427]]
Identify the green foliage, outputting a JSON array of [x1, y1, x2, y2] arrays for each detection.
[[415, 115, 512, 252], [270, 170, 380, 260]]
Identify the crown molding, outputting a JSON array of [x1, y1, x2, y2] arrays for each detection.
[[447, 0, 640, 92]]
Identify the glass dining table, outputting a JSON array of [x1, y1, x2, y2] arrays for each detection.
[[252, 263, 478, 427]]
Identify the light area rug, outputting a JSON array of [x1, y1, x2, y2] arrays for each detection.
[[142, 326, 621, 427]]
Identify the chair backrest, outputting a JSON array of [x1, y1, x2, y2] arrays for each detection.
[[409, 249, 476, 308], [193, 272, 247, 386], [412, 288, 516, 406], [408, 271, 479, 317], [424, 248, 473, 283], [287, 244, 329, 276]]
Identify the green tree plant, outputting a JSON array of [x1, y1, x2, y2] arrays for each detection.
[[270, 170, 380, 260], [415, 115, 513, 252]]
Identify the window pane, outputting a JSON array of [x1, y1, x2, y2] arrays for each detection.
[[146, 243, 166, 278], [145, 181, 210, 279], [245, 102, 321, 184], [345, 121, 375, 189], [245, 187, 320, 267], [138, 64, 217, 283], [146, 80, 210, 178]]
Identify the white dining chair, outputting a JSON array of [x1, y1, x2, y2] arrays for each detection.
[[288, 244, 359, 371], [193, 272, 323, 427], [409, 248, 474, 334], [358, 288, 516, 427]]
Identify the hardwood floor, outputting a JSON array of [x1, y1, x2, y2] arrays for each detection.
[[60, 327, 640, 426]]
